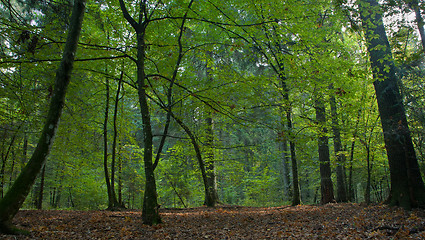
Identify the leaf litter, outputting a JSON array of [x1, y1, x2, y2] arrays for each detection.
[[1, 203, 425, 239]]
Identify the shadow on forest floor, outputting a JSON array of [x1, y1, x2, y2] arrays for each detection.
[[1, 203, 425, 239]]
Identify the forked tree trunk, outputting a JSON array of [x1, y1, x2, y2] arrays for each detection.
[[0, 0, 86, 233], [118, 0, 161, 225], [359, 0, 425, 209]]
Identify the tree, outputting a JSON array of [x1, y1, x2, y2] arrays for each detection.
[[315, 95, 335, 204], [0, 0, 86, 233], [358, 0, 425, 209], [329, 87, 348, 202]]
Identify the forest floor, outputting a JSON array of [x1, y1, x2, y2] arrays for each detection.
[[1, 203, 425, 239]]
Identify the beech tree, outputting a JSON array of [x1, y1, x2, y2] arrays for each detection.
[[358, 0, 425, 209]]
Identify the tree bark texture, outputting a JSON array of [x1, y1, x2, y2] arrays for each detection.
[[137, 31, 161, 225], [315, 97, 335, 204], [329, 91, 348, 202], [359, 0, 425, 209], [0, 0, 86, 233]]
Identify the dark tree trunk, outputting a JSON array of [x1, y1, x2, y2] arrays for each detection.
[[0, 128, 18, 199], [0, 0, 85, 233], [118, 0, 161, 225], [110, 72, 124, 209], [365, 146, 371, 205], [315, 97, 335, 204], [166, 110, 217, 207], [103, 76, 114, 209], [288, 110, 300, 206], [329, 89, 348, 202], [359, 0, 425, 209], [137, 30, 161, 224], [280, 138, 291, 201], [348, 140, 355, 202], [277, 67, 300, 206], [36, 165, 46, 210]]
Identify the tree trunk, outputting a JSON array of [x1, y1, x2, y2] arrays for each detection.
[[204, 115, 219, 206], [329, 89, 348, 202], [408, 0, 425, 50], [315, 97, 335, 204], [359, 0, 425, 209], [280, 138, 291, 201], [203, 52, 219, 206], [118, 0, 161, 225], [365, 146, 371, 205], [348, 140, 355, 202], [137, 31, 161, 225], [36, 165, 46, 210], [103, 75, 114, 209], [0, 0, 85, 233], [110, 72, 124, 209], [278, 67, 300, 206], [288, 110, 300, 206]]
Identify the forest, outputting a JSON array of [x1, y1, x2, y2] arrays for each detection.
[[1, 0, 425, 238]]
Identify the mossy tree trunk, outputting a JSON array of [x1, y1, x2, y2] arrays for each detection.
[[0, 0, 86, 233]]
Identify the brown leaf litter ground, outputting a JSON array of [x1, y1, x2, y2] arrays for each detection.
[[1, 203, 425, 239]]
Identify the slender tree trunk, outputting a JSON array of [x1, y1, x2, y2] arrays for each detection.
[[287, 110, 300, 206], [203, 52, 219, 206], [0, 128, 18, 199], [348, 140, 355, 202], [280, 137, 291, 201], [315, 97, 335, 204], [277, 67, 300, 206], [103, 76, 114, 209], [36, 165, 46, 210], [0, 0, 85, 233], [359, 0, 425, 209], [365, 146, 371, 204], [204, 115, 219, 206], [329, 89, 348, 202], [163, 108, 216, 207], [118, 143, 123, 206], [408, 0, 425, 50], [110, 72, 124, 209]]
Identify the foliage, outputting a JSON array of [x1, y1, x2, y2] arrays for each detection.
[[0, 0, 424, 214]]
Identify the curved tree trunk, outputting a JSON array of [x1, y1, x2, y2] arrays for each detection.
[[359, 0, 425, 209], [0, 0, 86, 233]]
